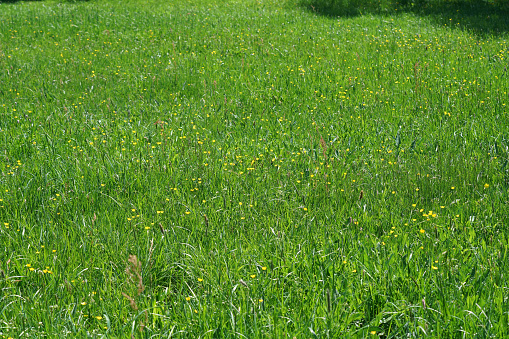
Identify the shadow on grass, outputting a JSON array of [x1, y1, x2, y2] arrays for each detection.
[[301, 0, 509, 36], [416, 1, 509, 36]]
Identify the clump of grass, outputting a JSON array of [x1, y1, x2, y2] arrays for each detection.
[[122, 254, 148, 333]]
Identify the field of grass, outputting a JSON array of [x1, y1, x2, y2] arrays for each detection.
[[0, 0, 508, 337]]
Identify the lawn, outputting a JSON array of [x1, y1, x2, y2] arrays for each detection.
[[0, 0, 508, 337]]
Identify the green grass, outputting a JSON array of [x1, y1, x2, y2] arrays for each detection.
[[0, 0, 508, 337]]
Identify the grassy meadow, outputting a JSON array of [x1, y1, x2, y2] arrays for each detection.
[[1, 0, 509, 337]]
